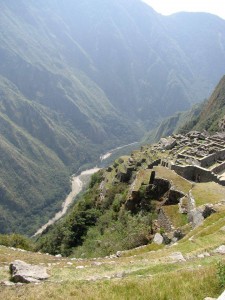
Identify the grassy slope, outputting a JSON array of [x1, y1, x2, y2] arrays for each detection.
[[0, 206, 224, 299]]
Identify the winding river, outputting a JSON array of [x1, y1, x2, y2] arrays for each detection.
[[33, 141, 139, 236]]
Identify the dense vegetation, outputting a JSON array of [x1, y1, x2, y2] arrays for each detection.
[[36, 169, 155, 257]]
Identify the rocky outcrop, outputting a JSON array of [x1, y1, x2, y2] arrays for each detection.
[[10, 260, 49, 283], [188, 204, 216, 228], [160, 137, 177, 150]]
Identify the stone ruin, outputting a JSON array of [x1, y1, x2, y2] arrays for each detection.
[[158, 131, 225, 186]]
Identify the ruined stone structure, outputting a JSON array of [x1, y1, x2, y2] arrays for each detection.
[[158, 131, 225, 186], [219, 115, 225, 131]]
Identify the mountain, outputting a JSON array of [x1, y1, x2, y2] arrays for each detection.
[[145, 75, 225, 142], [1, 0, 225, 234], [179, 75, 225, 134], [145, 103, 204, 143]]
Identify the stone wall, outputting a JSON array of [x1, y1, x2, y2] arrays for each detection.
[[158, 208, 173, 232], [200, 149, 225, 168], [171, 164, 218, 183], [148, 159, 161, 169], [212, 161, 225, 174]]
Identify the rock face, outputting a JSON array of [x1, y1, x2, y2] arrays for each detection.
[[10, 260, 49, 283]]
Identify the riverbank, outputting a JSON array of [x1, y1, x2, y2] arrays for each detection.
[[33, 167, 100, 236], [34, 141, 140, 237]]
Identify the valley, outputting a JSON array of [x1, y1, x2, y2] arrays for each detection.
[[1, 0, 225, 235], [0, 1, 225, 298]]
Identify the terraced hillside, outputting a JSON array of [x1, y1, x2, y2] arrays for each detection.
[[1, 167, 225, 299], [35, 131, 225, 265]]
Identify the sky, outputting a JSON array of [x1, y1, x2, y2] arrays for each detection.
[[143, 0, 225, 20]]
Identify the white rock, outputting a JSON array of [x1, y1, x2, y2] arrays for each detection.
[[0, 280, 15, 286], [55, 254, 62, 258], [197, 254, 205, 258], [220, 226, 225, 232], [10, 260, 49, 283], [217, 290, 225, 300], [116, 251, 122, 257], [92, 262, 102, 266], [214, 245, 225, 254], [153, 233, 164, 245], [76, 265, 85, 269], [169, 252, 186, 262], [197, 252, 210, 258]]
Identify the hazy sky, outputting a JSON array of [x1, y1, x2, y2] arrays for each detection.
[[143, 0, 225, 20]]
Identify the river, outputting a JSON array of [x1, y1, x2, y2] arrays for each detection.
[[33, 141, 139, 237]]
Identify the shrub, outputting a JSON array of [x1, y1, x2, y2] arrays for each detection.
[[0, 233, 34, 251]]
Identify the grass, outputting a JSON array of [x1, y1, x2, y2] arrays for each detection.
[[154, 166, 192, 194], [192, 182, 225, 206], [1, 213, 225, 300], [163, 205, 188, 228], [132, 169, 152, 191], [0, 263, 221, 300]]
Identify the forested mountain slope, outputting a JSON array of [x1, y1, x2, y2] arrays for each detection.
[[1, 0, 225, 234]]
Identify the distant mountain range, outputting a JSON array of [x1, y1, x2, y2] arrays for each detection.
[[1, 0, 225, 234]]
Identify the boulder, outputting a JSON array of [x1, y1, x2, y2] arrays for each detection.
[[169, 252, 186, 262], [189, 204, 216, 228], [10, 260, 49, 283], [116, 251, 122, 257], [189, 209, 204, 227], [153, 233, 163, 245], [213, 245, 225, 255]]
